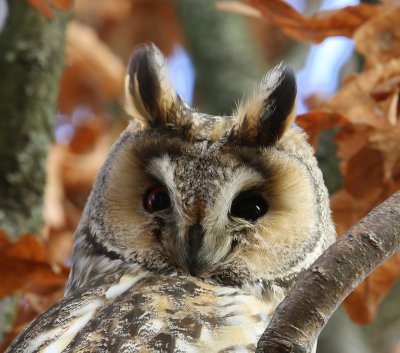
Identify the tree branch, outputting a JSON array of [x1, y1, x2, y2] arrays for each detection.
[[256, 191, 400, 353]]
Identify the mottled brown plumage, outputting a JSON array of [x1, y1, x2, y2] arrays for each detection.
[[7, 44, 335, 353], [10, 266, 274, 353]]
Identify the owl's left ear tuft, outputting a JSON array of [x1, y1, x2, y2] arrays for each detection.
[[125, 43, 179, 127], [233, 64, 297, 146]]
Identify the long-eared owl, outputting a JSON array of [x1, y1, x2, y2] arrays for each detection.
[[7, 44, 336, 353]]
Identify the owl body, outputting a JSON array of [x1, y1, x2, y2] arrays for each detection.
[[7, 44, 336, 353]]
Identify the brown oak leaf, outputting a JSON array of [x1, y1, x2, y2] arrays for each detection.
[[27, 0, 73, 19], [0, 231, 69, 299], [355, 6, 400, 68], [217, 0, 383, 43]]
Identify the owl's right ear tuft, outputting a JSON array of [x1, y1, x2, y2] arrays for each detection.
[[232, 64, 297, 147], [125, 43, 178, 127]]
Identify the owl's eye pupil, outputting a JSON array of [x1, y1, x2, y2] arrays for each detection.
[[230, 193, 268, 222], [144, 187, 170, 212]]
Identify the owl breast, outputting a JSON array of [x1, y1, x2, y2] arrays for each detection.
[[10, 266, 272, 353]]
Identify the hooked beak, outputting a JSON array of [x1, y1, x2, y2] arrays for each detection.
[[187, 223, 204, 276]]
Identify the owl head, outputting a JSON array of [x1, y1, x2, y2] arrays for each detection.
[[67, 44, 336, 302]]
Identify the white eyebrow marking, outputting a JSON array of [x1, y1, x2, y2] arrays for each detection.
[[147, 155, 175, 191], [204, 167, 264, 230]]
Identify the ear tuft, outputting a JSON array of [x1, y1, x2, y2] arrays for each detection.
[[233, 63, 297, 146], [125, 43, 177, 126]]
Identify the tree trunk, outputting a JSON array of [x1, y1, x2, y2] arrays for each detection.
[[0, 0, 69, 340], [176, 0, 264, 115]]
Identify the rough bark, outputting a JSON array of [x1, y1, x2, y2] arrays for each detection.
[[256, 191, 400, 353], [0, 0, 69, 239], [0, 0, 69, 340]]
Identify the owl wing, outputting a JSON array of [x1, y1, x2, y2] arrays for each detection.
[[7, 267, 272, 353]]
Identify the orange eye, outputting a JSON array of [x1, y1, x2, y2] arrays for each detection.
[[143, 186, 170, 213]]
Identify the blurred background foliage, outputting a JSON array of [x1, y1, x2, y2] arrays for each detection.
[[0, 0, 399, 352]]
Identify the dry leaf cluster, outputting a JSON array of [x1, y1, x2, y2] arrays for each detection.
[[1, 0, 400, 349]]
